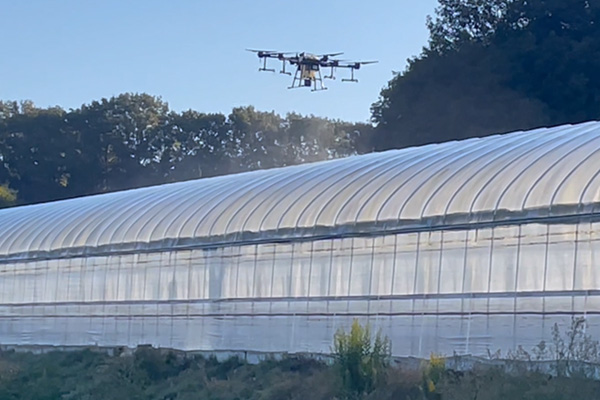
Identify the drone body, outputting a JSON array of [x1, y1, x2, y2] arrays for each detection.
[[247, 49, 377, 91]]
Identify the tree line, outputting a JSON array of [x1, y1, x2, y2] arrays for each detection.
[[371, 0, 600, 149], [0, 95, 372, 207]]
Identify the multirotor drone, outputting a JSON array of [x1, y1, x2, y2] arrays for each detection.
[[247, 49, 377, 91]]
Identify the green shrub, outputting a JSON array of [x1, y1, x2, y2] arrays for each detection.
[[422, 353, 445, 399], [0, 184, 17, 208], [332, 319, 391, 397]]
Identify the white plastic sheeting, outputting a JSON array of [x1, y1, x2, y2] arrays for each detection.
[[1, 121, 600, 357]]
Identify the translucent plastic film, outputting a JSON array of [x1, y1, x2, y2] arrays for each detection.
[[1, 221, 598, 357]]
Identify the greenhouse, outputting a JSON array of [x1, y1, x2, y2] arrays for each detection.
[[1, 121, 600, 357]]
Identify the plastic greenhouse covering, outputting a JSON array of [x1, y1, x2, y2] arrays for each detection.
[[1, 121, 600, 357]]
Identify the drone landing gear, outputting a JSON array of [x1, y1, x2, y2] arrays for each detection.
[[280, 60, 291, 75], [259, 57, 275, 72], [312, 69, 327, 91], [312, 83, 327, 92], [341, 68, 358, 83], [288, 68, 327, 91], [324, 66, 336, 80], [288, 68, 301, 89]]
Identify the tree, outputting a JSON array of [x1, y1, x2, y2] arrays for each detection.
[[371, 40, 550, 149], [281, 113, 368, 165], [226, 106, 285, 172], [71, 93, 172, 192], [498, 0, 600, 125], [426, 0, 511, 53], [371, 0, 600, 150], [0, 96, 372, 206], [224, 107, 371, 173], [154, 110, 230, 181], [0, 102, 86, 204]]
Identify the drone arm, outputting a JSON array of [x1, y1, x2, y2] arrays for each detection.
[[337, 61, 376, 82]]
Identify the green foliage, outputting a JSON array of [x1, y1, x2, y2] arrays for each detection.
[[372, 0, 600, 150], [422, 353, 446, 399], [0, 183, 17, 208], [333, 319, 391, 397], [551, 317, 600, 366], [438, 365, 600, 400], [0, 346, 597, 400], [426, 0, 510, 52], [504, 316, 600, 378], [0, 97, 372, 206]]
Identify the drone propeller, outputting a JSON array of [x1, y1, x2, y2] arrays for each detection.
[[246, 48, 276, 54], [334, 60, 379, 69], [324, 58, 347, 63], [317, 52, 344, 62], [247, 49, 280, 72], [352, 61, 378, 70], [246, 49, 296, 56], [247, 49, 300, 73]]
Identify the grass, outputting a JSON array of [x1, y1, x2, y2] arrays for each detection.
[[0, 346, 597, 399]]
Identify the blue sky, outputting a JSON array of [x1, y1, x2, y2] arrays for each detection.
[[0, 0, 437, 122]]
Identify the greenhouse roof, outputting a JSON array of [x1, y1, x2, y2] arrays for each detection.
[[1, 121, 600, 260]]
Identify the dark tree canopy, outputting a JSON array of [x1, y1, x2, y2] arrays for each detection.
[[426, 0, 510, 52], [0, 95, 372, 207], [371, 0, 600, 150]]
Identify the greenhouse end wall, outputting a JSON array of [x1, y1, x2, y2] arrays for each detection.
[[1, 219, 598, 357]]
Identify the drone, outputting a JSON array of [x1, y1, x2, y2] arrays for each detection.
[[247, 49, 377, 91]]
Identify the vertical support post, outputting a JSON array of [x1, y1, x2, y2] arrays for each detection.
[[268, 245, 277, 352], [289, 243, 296, 352], [114, 254, 124, 347], [435, 231, 445, 354], [169, 252, 175, 349], [541, 225, 551, 340], [306, 241, 315, 353], [86, 256, 95, 345], [460, 230, 470, 355], [101, 256, 111, 346], [155, 253, 164, 346], [128, 254, 137, 347], [185, 250, 193, 350], [327, 239, 335, 349], [513, 225, 523, 352], [347, 238, 355, 313], [140, 254, 148, 344], [367, 236, 379, 342], [572, 220, 581, 316], [200, 250, 210, 350], [486, 227, 495, 334], [413, 232, 422, 356]]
